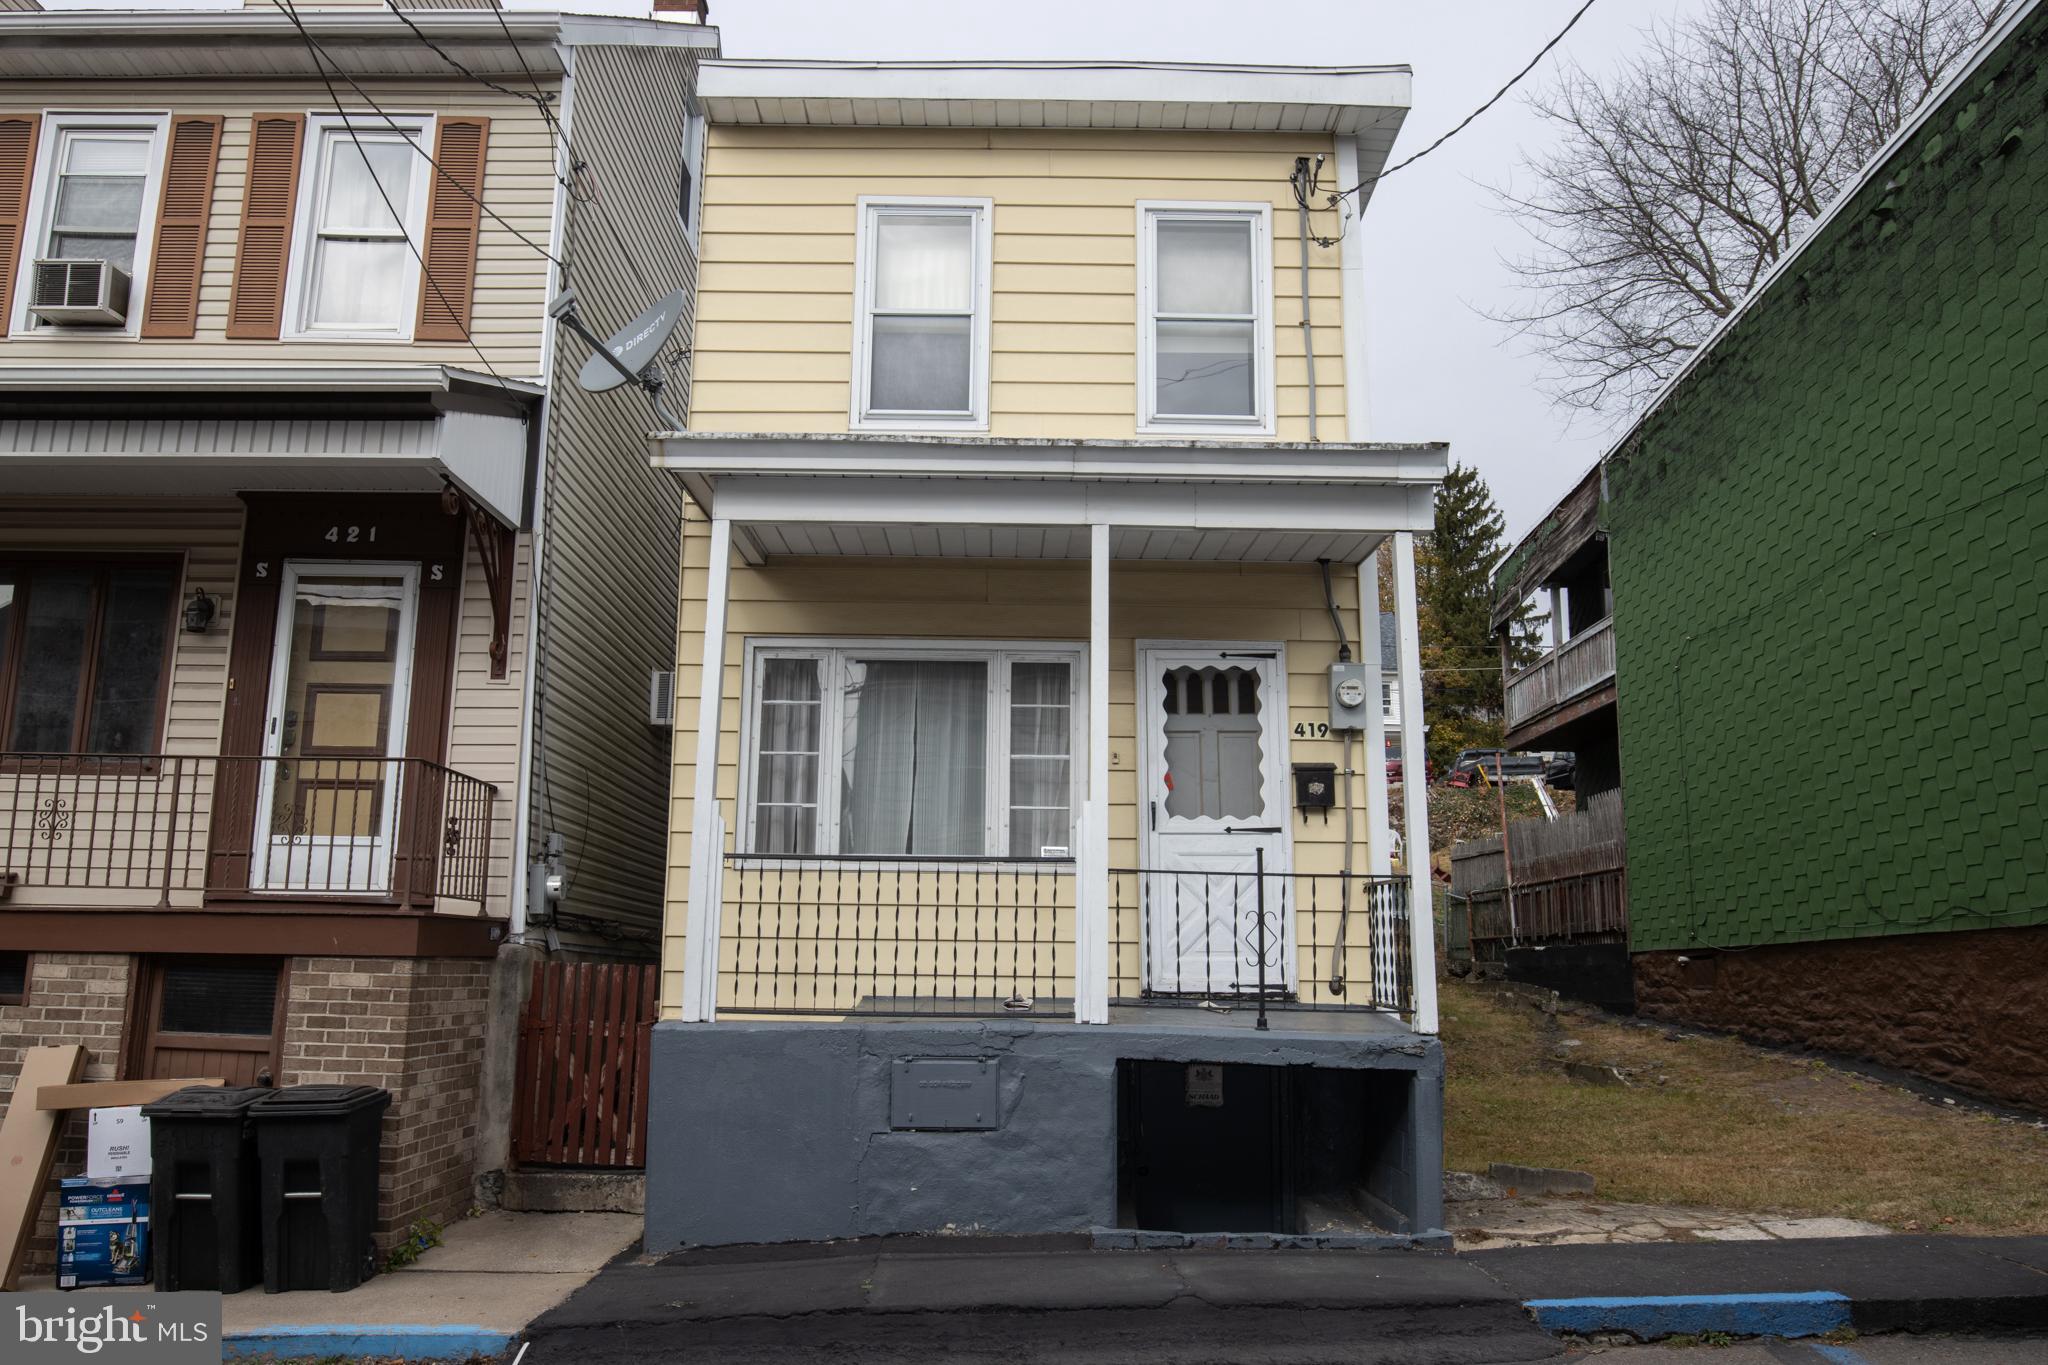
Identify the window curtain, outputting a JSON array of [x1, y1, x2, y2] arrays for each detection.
[[840, 660, 986, 855]]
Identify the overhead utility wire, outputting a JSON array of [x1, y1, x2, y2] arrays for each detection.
[[275, 0, 515, 392], [1332, 0, 1598, 200], [268, 0, 570, 271]]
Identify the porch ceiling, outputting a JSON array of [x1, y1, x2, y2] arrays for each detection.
[[748, 522, 1384, 564]]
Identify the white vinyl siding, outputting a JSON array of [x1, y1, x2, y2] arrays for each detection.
[[1136, 201, 1274, 435]]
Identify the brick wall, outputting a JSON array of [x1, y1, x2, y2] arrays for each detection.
[[281, 957, 492, 1250], [1605, 10, 2048, 953], [0, 953, 132, 1274]]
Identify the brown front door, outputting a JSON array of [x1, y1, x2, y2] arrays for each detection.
[[128, 957, 288, 1087]]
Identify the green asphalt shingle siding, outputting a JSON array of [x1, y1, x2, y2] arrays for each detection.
[[1605, 9, 2048, 952]]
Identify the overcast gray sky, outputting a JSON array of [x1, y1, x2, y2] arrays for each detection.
[[709, 0, 1700, 545]]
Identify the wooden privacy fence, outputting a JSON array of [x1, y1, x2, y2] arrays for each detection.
[[1448, 789, 1629, 956], [513, 962, 658, 1169]]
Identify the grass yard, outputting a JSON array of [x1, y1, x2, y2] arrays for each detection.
[[1440, 978, 2048, 1234]]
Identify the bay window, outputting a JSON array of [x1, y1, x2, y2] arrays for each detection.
[[851, 198, 992, 430], [1137, 203, 1273, 433], [0, 560, 179, 755], [742, 642, 1081, 859], [286, 115, 433, 339]]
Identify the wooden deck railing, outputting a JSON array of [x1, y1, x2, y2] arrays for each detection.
[[1505, 615, 1616, 731]]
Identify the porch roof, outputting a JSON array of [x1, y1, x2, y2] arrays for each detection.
[[0, 366, 538, 527], [652, 431, 1447, 565]]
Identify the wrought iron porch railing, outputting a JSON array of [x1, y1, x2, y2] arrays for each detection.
[[717, 854, 1078, 1017], [0, 753, 498, 909], [712, 853, 1415, 1022], [1108, 863, 1413, 1025]]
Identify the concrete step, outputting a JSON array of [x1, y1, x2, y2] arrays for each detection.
[[492, 1168, 645, 1214]]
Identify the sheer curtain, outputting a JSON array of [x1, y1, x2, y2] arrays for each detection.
[[840, 659, 986, 855]]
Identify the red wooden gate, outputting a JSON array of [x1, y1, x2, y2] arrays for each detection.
[[512, 962, 659, 1168]]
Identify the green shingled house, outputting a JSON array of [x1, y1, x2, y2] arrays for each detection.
[[1491, 0, 2048, 1110]]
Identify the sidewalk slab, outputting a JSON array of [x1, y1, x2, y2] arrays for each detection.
[[1168, 1249, 1513, 1309], [538, 1255, 880, 1326], [868, 1249, 1184, 1312]]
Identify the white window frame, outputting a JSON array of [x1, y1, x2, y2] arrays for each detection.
[[736, 637, 1087, 864], [9, 111, 172, 340], [849, 196, 994, 433], [679, 101, 706, 248], [1135, 201, 1275, 437], [281, 111, 436, 343]]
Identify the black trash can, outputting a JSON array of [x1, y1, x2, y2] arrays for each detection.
[[142, 1086, 270, 1293], [249, 1085, 391, 1293]]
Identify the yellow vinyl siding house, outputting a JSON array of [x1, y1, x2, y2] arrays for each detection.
[[648, 60, 1450, 1249], [0, 4, 715, 1268]]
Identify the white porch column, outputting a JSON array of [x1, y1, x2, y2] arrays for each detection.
[[1075, 522, 1112, 1024], [1549, 585, 1566, 650], [1391, 532, 1440, 1034], [1358, 555, 1392, 879], [680, 515, 733, 1023]]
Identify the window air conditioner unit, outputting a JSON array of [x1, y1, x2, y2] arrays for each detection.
[[30, 259, 132, 326], [648, 668, 675, 729]]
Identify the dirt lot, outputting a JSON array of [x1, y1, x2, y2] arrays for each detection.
[[1440, 978, 2048, 1235]]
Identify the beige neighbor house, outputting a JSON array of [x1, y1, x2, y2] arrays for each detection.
[[0, 2, 715, 1273], [645, 58, 1451, 1249]]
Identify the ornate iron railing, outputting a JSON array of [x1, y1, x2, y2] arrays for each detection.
[[0, 753, 497, 910]]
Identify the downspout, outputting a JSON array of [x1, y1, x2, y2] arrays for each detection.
[[1319, 558, 1353, 994], [1293, 157, 1320, 443], [509, 41, 578, 941]]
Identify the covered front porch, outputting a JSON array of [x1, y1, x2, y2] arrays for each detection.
[[657, 433, 1445, 1034]]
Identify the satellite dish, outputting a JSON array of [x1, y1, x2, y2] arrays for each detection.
[[576, 287, 687, 393]]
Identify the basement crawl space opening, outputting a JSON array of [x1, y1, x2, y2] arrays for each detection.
[[1116, 1060, 1417, 1236]]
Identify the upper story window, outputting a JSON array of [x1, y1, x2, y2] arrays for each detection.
[[11, 113, 170, 337], [0, 559, 179, 756], [284, 115, 433, 340], [851, 197, 992, 431], [1137, 203, 1274, 435], [679, 102, 705, 247]]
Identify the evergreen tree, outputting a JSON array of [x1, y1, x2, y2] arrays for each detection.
[[1415, 464, 1539, 767]]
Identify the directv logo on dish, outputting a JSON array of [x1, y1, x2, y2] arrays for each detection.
[[6, 1293, 219, 1363]]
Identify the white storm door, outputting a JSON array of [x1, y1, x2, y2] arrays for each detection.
[[251, 562, 420, 894], [1138, 644, 1292, 995]]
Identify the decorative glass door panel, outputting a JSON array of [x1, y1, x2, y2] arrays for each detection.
[[1139, 648, 1292, 995], [252, 563, 418, 893]]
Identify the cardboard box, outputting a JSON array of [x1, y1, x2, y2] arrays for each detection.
[[57, 1178, 151, 1289], [86, 1105, 152, 1180]]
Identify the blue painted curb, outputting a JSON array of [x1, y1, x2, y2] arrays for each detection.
[[223, 1324, 515, 1360], [1525, 1290, 1850, 1339]]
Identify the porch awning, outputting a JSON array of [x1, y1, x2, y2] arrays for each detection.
[[651, 431, 1448, 565], [0, 365, 538, 526]]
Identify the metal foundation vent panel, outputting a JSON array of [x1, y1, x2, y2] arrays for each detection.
[[890, 1058, 999, 1130]]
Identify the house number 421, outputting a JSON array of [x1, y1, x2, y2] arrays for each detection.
[[324, 525, 378, 544]]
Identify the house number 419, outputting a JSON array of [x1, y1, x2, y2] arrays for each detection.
[[324, 525, 378, 544]]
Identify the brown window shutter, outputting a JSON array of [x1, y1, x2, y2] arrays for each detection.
[[0, 114, 41, 339], [141, 115, 224, 339], [416, 116, 489, 342], [226, 114, 305, 340]]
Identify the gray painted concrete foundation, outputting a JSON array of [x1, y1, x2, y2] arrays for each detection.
[[646, 1014, 1445, 1251]]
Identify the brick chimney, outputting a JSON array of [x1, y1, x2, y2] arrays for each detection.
[[653, 0, 709, 18]]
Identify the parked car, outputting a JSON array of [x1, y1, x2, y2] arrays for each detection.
[[1544, 753, 1577, 791], [1443, 749, 1546, 787]]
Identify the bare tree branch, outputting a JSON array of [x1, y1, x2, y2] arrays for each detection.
[[1491, 0, 2010, 414]]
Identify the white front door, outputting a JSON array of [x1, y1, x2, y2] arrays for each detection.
[[1138, 643, 1292, 995], [252, 561, 419, 893]]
